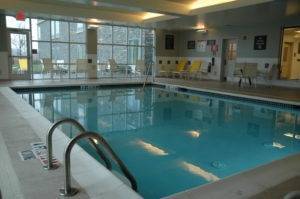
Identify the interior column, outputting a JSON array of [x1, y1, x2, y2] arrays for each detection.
[[86, 28, 97, 79]]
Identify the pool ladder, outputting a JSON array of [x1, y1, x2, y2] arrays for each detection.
[[45, 118, 138, 196], [142, 61, 154, 90]]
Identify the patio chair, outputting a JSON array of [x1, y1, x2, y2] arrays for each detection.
[[233, 63, 246, 87], [257, 64, 278, 87], [181, 60, 202, 80], [243, 63, 258, 87], [199, 63, 209, 79], [76, 59, 88, 79], [172, 59, 188, 78], [42, 58, 54, 78], [135, 60, 146, 76], [108, 59, 123, 77], [18, 58, 28, 73]]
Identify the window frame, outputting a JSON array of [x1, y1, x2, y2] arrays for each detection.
[[6, 15, 155, 79], [97, 25, 155, 66]]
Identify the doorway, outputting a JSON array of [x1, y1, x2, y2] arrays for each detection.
[[280, 27, 300, 80], [221, 39, 238, 81], [7, 29, 31, 80]]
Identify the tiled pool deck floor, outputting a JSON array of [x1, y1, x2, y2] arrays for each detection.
[[0, 77, 300, 199], [154, 78, 300, 104]]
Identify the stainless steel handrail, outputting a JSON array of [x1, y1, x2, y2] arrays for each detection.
[[59, 132, 138, 196], [142, 61, 153, 90], [46, 118, 111, 170]]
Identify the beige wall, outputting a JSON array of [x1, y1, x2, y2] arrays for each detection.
[[155, 29, 180, 57]]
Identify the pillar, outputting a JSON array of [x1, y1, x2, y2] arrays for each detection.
[[86, 28, 97, 79]]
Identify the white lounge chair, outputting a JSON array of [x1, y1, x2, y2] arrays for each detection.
[[108, 59, 124, 77], [199, 63, 209, 79], [135, 60, 146, 76], [42, 58, 54, 79], [257, 64, 278, 87], [243, 63, 258, 87]]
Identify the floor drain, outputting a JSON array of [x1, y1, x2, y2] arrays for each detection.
[[211, 161, 226, 169]]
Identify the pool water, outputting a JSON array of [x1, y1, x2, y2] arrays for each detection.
[[17, 86, 300, 199]]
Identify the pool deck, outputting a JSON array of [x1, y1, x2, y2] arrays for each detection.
[[0, 78, 300, 199], [154, 78, 300, 106]]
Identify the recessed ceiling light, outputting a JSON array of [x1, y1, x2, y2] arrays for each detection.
[[189, 0, 237, 10], [142, 12, 164, 20]]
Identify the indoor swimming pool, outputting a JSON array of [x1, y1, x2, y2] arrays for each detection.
[[16, 85, 300, 199]]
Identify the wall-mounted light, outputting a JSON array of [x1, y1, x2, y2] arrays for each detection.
[[196, 29, 208, 33], [87, 18, 101, 23], [194, 23, 207, 33], [87, 24, 99, 29]]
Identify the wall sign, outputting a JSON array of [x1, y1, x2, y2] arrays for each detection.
[[196, 40, 207, 52], [254, 35, 267, 50], [207, 40, 216, 46], [165, 34, 174, 50], [187, 40, 195, 49]]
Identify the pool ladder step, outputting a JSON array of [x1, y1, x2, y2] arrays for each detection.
[[45, 118, 138, 197]]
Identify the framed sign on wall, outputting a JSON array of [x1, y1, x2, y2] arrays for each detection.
[[165, 34, 174, 50], [187, 40, 196, 49], [254, 35, 267, 50], [196, 40, 207, 52]]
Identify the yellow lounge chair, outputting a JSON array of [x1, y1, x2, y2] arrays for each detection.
[[172, 59, 188, 78], [18, 58, 28, 72], [181, 60, 202, 79]]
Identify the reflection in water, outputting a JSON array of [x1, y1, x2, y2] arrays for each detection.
[[136, 139, 168, 156], [263, 142, 285, 149], [272, 142, 285, 149], [92, 138, 98, 144], [284, 133, 300, 140], [17, 86, 300, 199], [180, 161, 220, 182], [186, 130, 201, 138]]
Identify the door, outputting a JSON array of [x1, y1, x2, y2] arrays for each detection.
[[8, 30, 31, 79], [280, 42, 293, 79], [221, 39, 238, 81]]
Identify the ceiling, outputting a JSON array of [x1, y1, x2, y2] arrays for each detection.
[[153, 0, 300, 30], [0, 0, 299, 29]]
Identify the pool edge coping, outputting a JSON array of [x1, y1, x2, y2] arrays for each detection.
[[153, 81, 300, 107]]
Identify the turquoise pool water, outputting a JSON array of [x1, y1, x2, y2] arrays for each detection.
[[17, 86, 300, 198]]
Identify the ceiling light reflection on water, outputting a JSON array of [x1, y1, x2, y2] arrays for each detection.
[[136, 140, 168, 156]]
